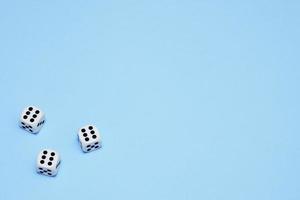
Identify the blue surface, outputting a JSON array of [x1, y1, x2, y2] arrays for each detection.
[[0, 1, 300, 199]]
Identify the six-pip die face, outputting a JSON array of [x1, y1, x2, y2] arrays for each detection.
[[36, 149, 61, 177], [78, 125, 102, 153], [19, 106, 45, 134]]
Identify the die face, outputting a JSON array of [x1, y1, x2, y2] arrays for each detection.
[[36, 149, 61, 177], [19, 106, 45, 133], [37, 167, 55, 177], [20, 106, 44, 126], [78, 125, 102, 153], [84, 141, 101, 152], [19, 121, 35, 133]]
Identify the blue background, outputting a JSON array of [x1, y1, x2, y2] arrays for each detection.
[[0, 0, 299, 199]]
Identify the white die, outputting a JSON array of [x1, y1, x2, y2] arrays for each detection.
[[78, 125, 102, 153], [36, 149, 61, 177], [19, 106, 45, 133]]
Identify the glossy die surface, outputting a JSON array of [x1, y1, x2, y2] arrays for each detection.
[[36, 149, 61, 177], [78, 125, 102, 153], [19, 106, 45, 133]]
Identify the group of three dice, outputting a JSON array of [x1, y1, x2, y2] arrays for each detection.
[[19, 106, 102, 177]]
